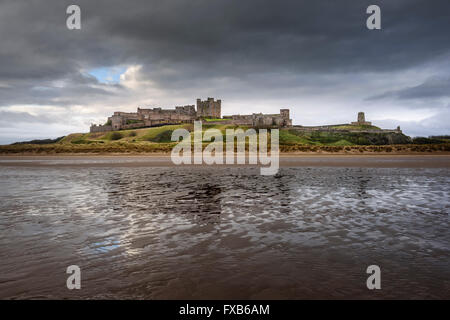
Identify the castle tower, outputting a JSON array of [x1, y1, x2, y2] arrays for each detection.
[[111, 114, 123, 130], [196, 97, 221, 118], [357, 112, 365, 123], [351, 111, 371, 126], [280, 109, 292, 127], [280, 109, 290, 120]]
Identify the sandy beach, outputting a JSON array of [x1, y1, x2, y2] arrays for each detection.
[[1, 160, 449, 299], [0, 154, 449, 168]]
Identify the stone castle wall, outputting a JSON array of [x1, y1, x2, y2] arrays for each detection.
[[224, 109, 292, 128], [90, 124, 113, 133], [90, 97, 292, 132], [138, 105, 196, 123], [89, 100, 404, 137]]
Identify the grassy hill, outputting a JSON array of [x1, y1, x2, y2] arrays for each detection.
[[331, 124, 381, 130], [1, 124, 449, 154], [282, 129, 412, 146]]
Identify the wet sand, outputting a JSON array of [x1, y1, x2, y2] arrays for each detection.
[[0, 164, 449, 299], [0, 154, 449, 168]]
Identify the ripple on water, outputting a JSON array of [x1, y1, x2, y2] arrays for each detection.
[[0, 166, 449, 299]]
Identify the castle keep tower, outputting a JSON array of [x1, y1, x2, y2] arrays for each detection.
[[196, 97, 221, 119], [280, 109, 292, 127]]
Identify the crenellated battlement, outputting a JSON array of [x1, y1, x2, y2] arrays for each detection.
[[196, 98, 221, 119]]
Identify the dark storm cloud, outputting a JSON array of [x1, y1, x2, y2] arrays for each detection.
[[96, 0, 450, 77], [368, 76, 450, 101], [1, 0, 450, 84]]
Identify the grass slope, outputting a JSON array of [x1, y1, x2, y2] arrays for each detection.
[[2, 124, 449, 154]]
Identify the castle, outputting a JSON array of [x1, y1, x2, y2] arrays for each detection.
[[90, 97, 292, 132], [90, 98, 402, 135]]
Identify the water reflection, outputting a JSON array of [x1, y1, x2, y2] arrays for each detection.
[[103, 170, 223, 225], [0, 166, 448, 299]]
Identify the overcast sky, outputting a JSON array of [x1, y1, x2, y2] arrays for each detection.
[[0, 0, 449, 144]]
